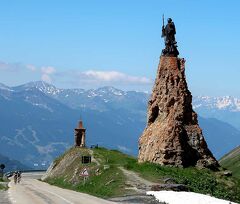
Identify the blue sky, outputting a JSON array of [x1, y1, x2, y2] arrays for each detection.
[[0, 0, 239, 96]]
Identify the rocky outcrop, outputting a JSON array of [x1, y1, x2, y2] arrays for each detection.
[[138, 56, 219, 169], [151, 184, 189, 192]]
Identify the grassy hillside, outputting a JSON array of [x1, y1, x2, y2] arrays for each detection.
[[0, 177, 8, 190], [43, 147, 240, 203], [0, 178, 4, 190], [219, 146, 240, 179], [0, 184, 5, 190]]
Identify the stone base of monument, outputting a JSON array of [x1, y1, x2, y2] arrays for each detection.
[[138, 56, 219, 169]]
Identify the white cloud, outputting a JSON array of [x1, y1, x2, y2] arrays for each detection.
[[26, 64, 37, 71], [41, 66, 56, 83], [0, 59, 152, 90], [0, 61, 36, 72], [81, 70, 152, 84], [0, 61, 9, 70], [0, 61, 23, 72], [50, 69, 152, 89], [41, 74, 52, 83], [41, 66, 56, 74], [84, 70, 124, 81]]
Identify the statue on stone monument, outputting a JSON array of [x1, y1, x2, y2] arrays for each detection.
[[161, 16, 179, 57]]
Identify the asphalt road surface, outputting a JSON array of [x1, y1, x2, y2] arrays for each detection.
[[8, 172, 115, 204], [0, 190, 10, 204]]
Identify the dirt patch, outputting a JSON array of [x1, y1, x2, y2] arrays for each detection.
[[118, 167, 157, 193]]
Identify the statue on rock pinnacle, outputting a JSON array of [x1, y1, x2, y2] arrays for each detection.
[[138, 17, 219, 170], [161, 16, 179, 57]]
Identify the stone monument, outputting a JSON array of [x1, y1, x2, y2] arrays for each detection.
[[138, 18, 219, 169]]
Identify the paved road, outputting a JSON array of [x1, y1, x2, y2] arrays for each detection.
[[8, 172, 115, 204], [0, 190, 10, 204]]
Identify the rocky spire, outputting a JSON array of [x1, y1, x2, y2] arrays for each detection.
[[138, 56, 219, 169]]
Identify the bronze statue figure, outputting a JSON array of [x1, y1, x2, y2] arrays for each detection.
[[161, 16, 179, 57]]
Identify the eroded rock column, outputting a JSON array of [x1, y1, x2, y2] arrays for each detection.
[[138, 56, 219, 169]]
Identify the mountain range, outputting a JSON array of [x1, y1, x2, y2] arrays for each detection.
[[0, 81, 239, 169], [0, 153, 29, 172], [193, 96, 240, 130]]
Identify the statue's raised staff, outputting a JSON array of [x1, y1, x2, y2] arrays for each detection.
[[161, 16, 179, 57]]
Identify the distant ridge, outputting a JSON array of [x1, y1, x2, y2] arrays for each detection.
[[0, 153, 29, 172], [2, 81, 240, 112]]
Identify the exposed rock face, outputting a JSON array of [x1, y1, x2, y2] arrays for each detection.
[[138, 56, 219, 169]]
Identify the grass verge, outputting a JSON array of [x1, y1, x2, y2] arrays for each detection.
[[0, 177, 8, 190], [0, 184, 4, 190], [46, 165, 127, 198]]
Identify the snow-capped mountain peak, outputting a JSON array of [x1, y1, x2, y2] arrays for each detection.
[[14, 81, 61, 95], [193, 96, 240, 112], [1, 81, 240, 113], [96, 86, 125, 96]]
